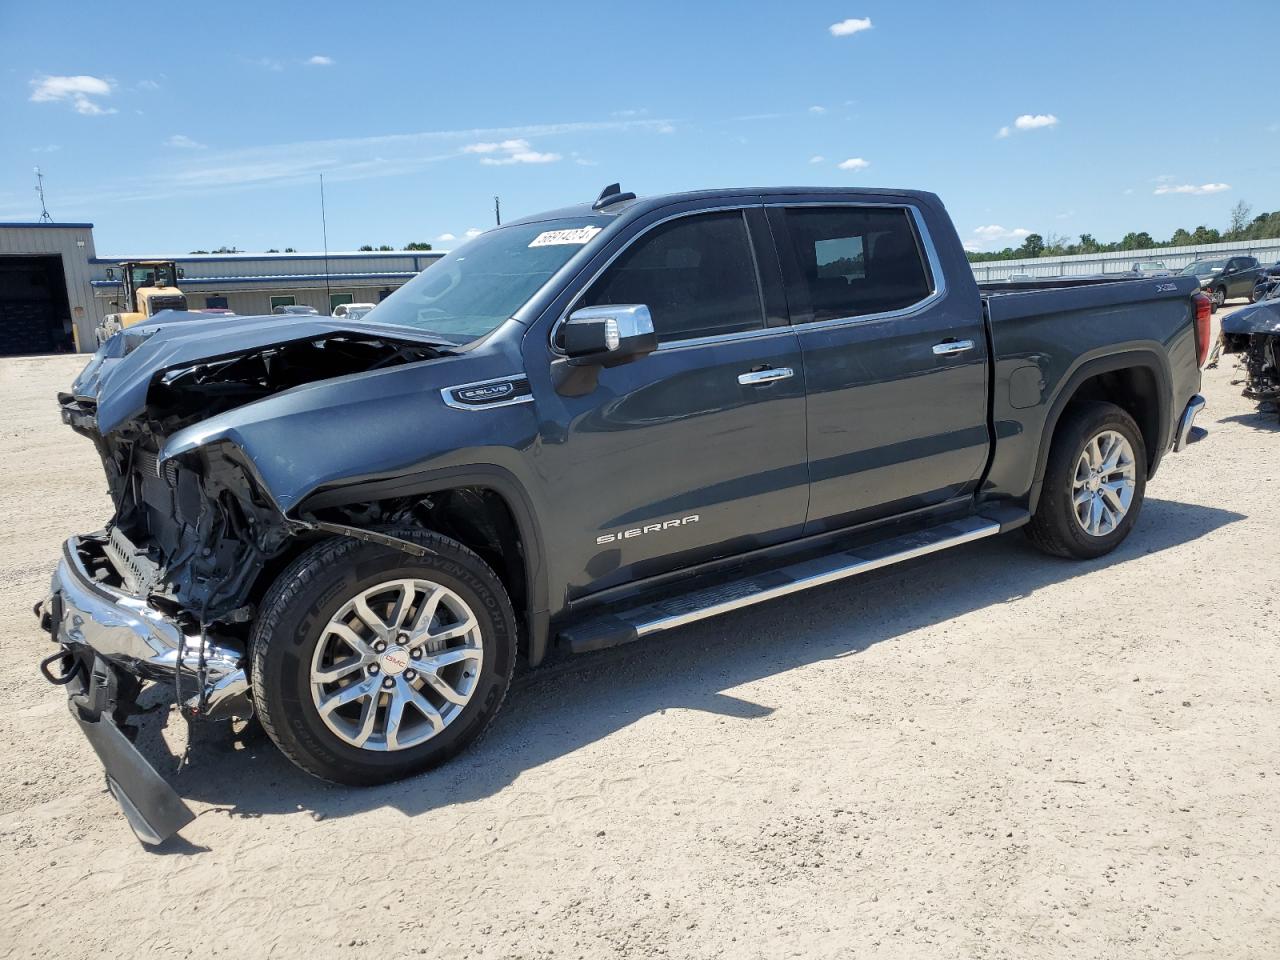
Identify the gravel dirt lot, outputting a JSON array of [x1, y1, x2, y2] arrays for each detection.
[[0, 305, 1276, 959]]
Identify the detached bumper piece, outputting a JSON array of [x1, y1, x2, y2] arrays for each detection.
[[39, 532, 252, 844], [43, 647, 195, 845]]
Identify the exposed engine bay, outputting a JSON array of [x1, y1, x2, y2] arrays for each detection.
[[1219, 293, 1280, 415], [60, 333, 448, 626]]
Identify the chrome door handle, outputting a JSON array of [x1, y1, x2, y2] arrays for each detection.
[[932, 339, 975, 356], [738, 367, 794, 386]]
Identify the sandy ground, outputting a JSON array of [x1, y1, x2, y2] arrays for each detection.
[[0, 306, 1277, 960]]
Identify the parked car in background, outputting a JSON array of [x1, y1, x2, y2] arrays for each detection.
[[1128, 260, 1174, 277], [41, 183, 1209, 844], [332, 301, 377, 320], [1180, 256, 1264, 310], [272, 304, 321, 316]]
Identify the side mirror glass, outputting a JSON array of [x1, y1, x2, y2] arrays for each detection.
[[562, 304, 658, 367]]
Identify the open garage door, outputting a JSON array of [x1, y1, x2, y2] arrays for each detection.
[[0, 255, 75, 356]]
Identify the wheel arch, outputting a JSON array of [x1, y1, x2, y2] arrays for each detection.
[[294, 465, 551, 667], [1030, 348, 1171, 513]]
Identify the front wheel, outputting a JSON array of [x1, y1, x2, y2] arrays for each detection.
[[1212, 286, 1226, 310], [251, 529, 517, 785], [1025, 401, 1147, 560]]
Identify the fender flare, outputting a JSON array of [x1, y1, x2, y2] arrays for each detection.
[[295, 464, 552, 667], [1029, 346, 1172, 512]]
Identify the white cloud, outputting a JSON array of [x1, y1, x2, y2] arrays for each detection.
[[1014, 113, 1058, 130], [998, 114, 1058, 138], [1154, 182, 1230, 196], [137, 79, 161, 91], [809, 155, 825, 164], [436, 232, 456, 242], [165, 134, 205, 149], [612, 108, 648, 118], [464, 227, 484, 239], [809, 105, 827, 114], [656, 122, 676, 134], [29, 74, 116, 115], [307, 55, 334, 66], [464, 138, 561, 165], [254, 57, 285, 72], [969, 225, 1032, 249], [829, 17, 873, 36], [837, 157, 869, 171], [30, 144, 60, 153]]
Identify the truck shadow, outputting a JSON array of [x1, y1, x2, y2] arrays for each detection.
[[153, 496, 1242, 847]]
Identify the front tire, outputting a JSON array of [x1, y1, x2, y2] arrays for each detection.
[[1026, 402, 1147, 560], [251, 529, 516, 785], [1212, 286, 1226, 310]]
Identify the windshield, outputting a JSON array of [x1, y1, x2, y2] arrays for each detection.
[[1181, 260, 1227, 277], [130, 263, 176, 288], [365, 217, 609, 342]]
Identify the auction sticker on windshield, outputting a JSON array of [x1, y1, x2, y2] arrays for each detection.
[[528, 227, 602, 247]]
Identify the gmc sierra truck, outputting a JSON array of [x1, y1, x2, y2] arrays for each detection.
[[39, 185, 1210, 843]]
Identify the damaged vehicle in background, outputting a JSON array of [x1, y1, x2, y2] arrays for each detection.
[[37, 183, 1208, 845], [1220, 281, 1280, 410]]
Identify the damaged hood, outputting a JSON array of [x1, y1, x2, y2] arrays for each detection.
[[1221, 300, 1280, 337], [72, 312, 447, 435]]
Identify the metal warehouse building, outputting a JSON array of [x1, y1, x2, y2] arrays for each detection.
[[0, 221, 442, 355]]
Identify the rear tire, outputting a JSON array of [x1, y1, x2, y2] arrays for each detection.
[[1025, 402, 1147, 560], [251, 529, 517, 785]]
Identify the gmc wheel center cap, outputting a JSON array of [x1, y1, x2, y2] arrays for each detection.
[[379, 646, 410, 676]]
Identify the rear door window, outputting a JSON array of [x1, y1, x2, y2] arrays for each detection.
[[781, 207, 933, 322], [578, 211, 765, 343]]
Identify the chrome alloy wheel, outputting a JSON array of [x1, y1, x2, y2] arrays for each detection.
[[309, 579, 483, 751], [1071, 430, 1137, 537]]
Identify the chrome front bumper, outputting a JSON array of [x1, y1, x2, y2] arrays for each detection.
[[45, 534, 251, 720], [1173, 394, 1207, 452]]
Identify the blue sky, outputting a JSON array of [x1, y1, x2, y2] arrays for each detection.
[[2, 0, 1276, 255]]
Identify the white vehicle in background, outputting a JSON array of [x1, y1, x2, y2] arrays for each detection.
[[1128, 260, 1174, 278], [332, 302, 377, 320]]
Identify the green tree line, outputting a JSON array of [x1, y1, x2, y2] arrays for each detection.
[[967, 201, 1280, 263]]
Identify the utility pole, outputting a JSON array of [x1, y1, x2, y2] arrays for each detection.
[[320, 174, 332, 306], [494, 195, 501, 226], [34, 167, 52, 222]]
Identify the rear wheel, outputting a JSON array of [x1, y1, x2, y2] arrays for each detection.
[[251, 529, 516, 785], [1026, 402, 1147, 560]]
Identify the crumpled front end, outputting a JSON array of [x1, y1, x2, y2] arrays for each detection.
[[40, 324, 450, 841], [1220, 300, 1280, 405]]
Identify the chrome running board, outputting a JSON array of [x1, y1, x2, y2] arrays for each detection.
[[561, 513, 1014, 654]]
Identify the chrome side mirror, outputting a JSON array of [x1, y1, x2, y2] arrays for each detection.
[[562, 304, 658, 367]]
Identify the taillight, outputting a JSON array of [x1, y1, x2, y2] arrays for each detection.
[[1192, 291, 1212, 368]]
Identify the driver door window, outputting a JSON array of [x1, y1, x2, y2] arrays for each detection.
[[579, 211, 765, 343]]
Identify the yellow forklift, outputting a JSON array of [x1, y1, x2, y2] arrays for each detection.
[[96, 260, 188, 345]]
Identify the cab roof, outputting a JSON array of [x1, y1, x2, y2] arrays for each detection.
[[506, 185, 940, 227]]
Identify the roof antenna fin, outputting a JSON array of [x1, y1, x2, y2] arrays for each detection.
[[592, 182, 636, 210]]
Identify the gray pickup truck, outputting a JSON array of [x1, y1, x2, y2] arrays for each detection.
[[40, 185, 1209, 843]]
